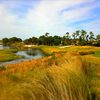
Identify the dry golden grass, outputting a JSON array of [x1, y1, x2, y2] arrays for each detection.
[[38, 45, 100, 56], [0, 45, 100, 100], [82, 54, 100, 100], [0, 52, 92, 100]]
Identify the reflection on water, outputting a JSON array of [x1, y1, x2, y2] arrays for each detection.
[[0, 45, 9, 49], [0, 48, 45, 66], [16, 49, 45, 60]]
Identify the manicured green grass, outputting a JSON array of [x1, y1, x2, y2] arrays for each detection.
[[93, 51, 100, 57]]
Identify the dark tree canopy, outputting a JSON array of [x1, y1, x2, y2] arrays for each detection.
[[2, 37, 22, 46], [2, 30, 100, 47]]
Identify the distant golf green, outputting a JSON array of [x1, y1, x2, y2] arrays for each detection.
[[93, 51, 100, 57]]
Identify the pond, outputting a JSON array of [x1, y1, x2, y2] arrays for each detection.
[[16, 49, 45, 60], [0, 47, 45, 66], [0, 45, 9, 49]]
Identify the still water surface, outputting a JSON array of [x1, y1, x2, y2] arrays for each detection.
[[0, 45, 45, 66]]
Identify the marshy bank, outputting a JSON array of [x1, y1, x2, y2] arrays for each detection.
[[0, 45, 9, 50], [0, 45, 46, 66], [0, 45, 100, 100], [0, 52, 94, 100]]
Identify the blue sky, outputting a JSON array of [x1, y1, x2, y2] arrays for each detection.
[[0, 0, 100, 39]]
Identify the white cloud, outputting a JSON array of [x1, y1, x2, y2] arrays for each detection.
[[0, 4, 17, 24], [25, 0, 90, 34], [0, 0, 100, 39]]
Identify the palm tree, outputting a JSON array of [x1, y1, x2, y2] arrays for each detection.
[[75, 30, 80, 39], [96, 34, 100, 41], [89, 32, 94, 41], [96, 34, 100, 46], [45, 32, 49, 37], [81, 30, 87, 40], [78, 30, 87, 45], [66, 32, 70, 39], [72, 32, 76, 39]]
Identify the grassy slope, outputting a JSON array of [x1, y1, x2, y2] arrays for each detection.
[[0, 45, 100, 100], [0, 48, 22, 62], [83, 55, 100, 99], [37, 45, 97, 55], [93, 51, 100, 57], [0, 52, 91, 100], [38, 45, 100, 99]]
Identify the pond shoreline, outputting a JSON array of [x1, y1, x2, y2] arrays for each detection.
[[0, 45, 46, 66]]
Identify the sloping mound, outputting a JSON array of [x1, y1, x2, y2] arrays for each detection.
[[0, 52, 91, 100]]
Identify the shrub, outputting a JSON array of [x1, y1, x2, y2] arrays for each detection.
[[79, 51, 94, 55], [0, 66, 6, 71]]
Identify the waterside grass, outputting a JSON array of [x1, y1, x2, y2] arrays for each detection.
[[0, 51, 93, 100], [0, 48, 22, 62], [0, 45, 100, 100]]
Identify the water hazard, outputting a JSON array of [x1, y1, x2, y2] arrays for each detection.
[[0, 45, 45, 66]]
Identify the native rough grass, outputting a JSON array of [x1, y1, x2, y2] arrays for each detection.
[[0, 52, 92, 100]]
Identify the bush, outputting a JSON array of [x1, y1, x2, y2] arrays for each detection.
[[0, 66, 6, 71], [79, 51, 94, 55]]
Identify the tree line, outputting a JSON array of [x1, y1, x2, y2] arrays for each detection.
[[2, 30, 100, 47]]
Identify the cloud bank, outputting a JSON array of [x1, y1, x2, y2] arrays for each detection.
[[0, 0, 100, 39]]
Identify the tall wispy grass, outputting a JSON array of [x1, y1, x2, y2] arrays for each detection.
[[0, 52, 92, 100]]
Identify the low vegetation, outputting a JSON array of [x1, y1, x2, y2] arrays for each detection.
[[0, 52, 93, 100], [0, 45, 100, 100], [93, 51, 100, 57], [82, 55, 100, 99], [0, 48, 22, 62]]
